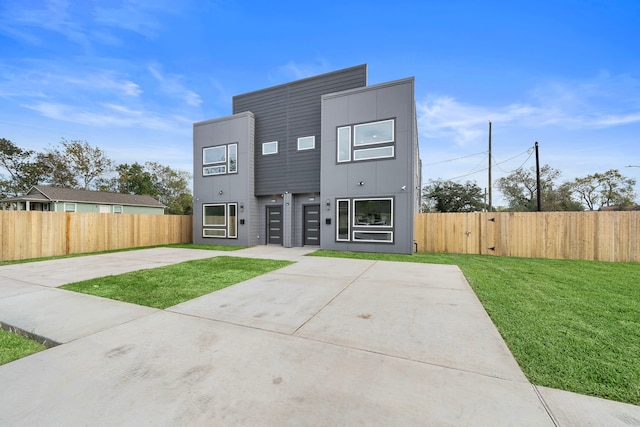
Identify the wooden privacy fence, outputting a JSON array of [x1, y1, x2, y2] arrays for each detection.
[[414, 211, 640, 262], [0, 211, 193, 262]]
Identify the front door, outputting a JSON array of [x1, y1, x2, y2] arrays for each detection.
[[303, 205, 321, 246], [267, 206, 283, 245]]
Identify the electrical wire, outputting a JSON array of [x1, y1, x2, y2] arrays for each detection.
[[423, 151, 488, 166], [492, 147, 535, 173]]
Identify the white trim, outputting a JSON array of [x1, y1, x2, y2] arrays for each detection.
[[353, 146, 394, 161], [353, 119, 394, 146], [297, 136, 315, 151], [227, 203, 238, 239], [203, 229, 226, 238], [203, 204, 226, 227], [203, 145, 226, 165], [203, 165, 227, 176], [64, 202, 76, 212], [262, 141, 278, 155], [353, 197, 394, 228], [228, 143, 238, 174], [352, 230, 394, 243], [336, 199, 351, 242], [337, 126, 351, 162]]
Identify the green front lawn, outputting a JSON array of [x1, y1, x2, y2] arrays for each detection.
[[0, 328, 46, 365], [61, 256, 292, 309], [311, 250, 640, 406]]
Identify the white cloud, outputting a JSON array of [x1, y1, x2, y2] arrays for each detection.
[[23, 101, 188, 132], [148, 65, 202, 107], [418, 73, 640, 148], [273, 59, 331, 82]]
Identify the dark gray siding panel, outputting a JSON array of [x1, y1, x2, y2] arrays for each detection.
[[233, 65, 367, 196]]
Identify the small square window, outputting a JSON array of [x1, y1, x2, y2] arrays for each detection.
[[262, 141, 278, 155], [297, 136, 315, 151]]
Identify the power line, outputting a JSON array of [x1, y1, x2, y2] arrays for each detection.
[[492, 147, 535, 173], [423, 151, 487, 166]]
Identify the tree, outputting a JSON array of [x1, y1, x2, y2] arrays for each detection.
[[422, 179, 485, 212], [145, 161, 192, 215], [0, 138, 49, 198], [496, 165, 571, 211], [40, 139, 114, 190], [571, 169, 636, 210], [101, 161, 192, 215]]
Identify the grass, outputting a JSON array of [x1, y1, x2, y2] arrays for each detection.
[[61, 256, 292, 309], [0, 328, 46, 365], [311, 250, 640, 406], [0, 243, 243, 266]]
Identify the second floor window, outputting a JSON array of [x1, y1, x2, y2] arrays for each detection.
[[203, 143, 238, 176]]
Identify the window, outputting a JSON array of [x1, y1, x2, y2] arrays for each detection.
[[203, 203, 238, 239], [113, 205, 123, 214], [337, 119, 395, 163], [336, 199, 350, 241], [335, 198, 394, 243], [353, 119, 394, 146], [64, 203, 76, 212], [203, 143, 237, 176], [337, 127, 351, 162], [262, 141, 278, 155], [297, 136, 315, 151], [228, 144, 237, 173]]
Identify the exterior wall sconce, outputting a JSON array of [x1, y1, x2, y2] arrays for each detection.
[[326, 199, 331, 211], [239, 203, 244, 212], [219, 190, 223, 195], [358, 181, 365, 186], [401, 185, 407, 191]]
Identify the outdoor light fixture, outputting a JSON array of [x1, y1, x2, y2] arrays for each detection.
[[239, 203, 244, 212], [358, 181, 365, 186], [219, 190, 223, 195], [401, 185, 407, 191], [326, 199, 331, 211]]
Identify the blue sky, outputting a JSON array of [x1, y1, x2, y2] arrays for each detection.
[[1, 0, 639, 205]]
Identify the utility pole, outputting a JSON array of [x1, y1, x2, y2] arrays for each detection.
[[488, 121, 492, 212], [535, 141, 541, 212]]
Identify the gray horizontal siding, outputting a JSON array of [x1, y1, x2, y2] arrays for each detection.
[[233, 65, 367, 195]]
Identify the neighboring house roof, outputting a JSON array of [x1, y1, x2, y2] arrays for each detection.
[[2, 185, 166, 208], [599, 205, 640, 211]]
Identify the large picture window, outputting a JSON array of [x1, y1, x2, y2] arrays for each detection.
[[336, 119, 395, 163], [335, 197, 394, 243], [203, 203, 237, 238], [203, 143, 237, 176]]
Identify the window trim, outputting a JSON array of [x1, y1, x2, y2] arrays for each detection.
[[353, 197, 394, 228], [203, 145, 227, 165], [334, 197, 395, 243], [202, 143, 237, 176], [337, 126, 351, 163], [352, 230, 394, 243], [202, 203, 238, 239], [353, 146, 395, 161], [228, 143, 238, 174], [336, 199, 351, 242], [262, 141, 278, 155], [64, 202, 76, 212], [353, 119, 395, 147], [203, 203, 226, 227], [297, 136, 315, 151]]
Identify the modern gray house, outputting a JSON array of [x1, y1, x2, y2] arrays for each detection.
[[193, 64, 421, 254]]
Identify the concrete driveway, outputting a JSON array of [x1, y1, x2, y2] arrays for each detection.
[[0, 247, 638, 426]]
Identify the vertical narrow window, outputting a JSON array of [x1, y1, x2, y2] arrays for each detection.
[[228, 203, 237, 238], [337, 127, 351, 162], [228, 143, 238, 173], [336, 199, 350, 241]]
